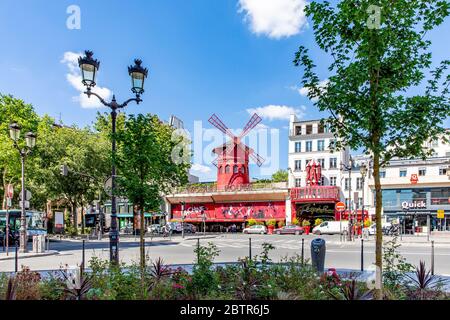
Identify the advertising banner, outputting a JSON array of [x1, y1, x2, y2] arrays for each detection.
[[171, 201, 286, 222], [54, 211, 64, 234]]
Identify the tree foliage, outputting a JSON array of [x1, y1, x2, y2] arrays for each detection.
[[271, 169, 289, 182]]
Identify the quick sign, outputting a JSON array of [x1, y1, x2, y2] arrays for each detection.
[[401, 201, 426, 210]]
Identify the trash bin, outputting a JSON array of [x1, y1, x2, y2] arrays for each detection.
[[32, 235, 45, 253], [311, 238, 326, 273]]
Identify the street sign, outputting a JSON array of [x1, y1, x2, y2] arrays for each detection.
[[104, 176, 113, 197], [335, 202, 346, 212], [437, 210, 445, 219], [410, 174, 419, 184], [19, 190, 32, 201], [19, 200, 30, 209], [6, 198, 12, 207], [6, 184, 13, 199]]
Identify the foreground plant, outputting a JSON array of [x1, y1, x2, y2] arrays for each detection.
[[404, 261, 448, 300]]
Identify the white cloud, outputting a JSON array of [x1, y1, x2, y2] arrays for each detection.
[[190, 163, 212, 175], [246, 105, 305, 121], [297, 79, 329, 102], [238, 0, 308, 39], [61, 51, 112, 109]]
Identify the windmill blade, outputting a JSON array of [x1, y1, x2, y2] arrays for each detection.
[[249, 152, 265, 167], [208, 114, 236, 140], [211, 158, 219, 168], [239, 113, 262, 138]]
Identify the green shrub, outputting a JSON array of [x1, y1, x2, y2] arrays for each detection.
[[190, 242, 220, 298]]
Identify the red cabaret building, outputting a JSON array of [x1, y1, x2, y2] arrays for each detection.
[[164, 114, 365, 230]]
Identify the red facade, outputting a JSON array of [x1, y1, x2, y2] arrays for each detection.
[[171, 201, 286, 222]]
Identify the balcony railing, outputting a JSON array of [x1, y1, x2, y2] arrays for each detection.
[[170, 182, 288, 195], [290, 186, 340, 202]]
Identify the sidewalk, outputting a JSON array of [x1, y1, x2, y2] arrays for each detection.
[[0, 250, 59, 261]]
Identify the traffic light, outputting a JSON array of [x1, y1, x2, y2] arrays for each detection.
[[60, 164, 68, 176]]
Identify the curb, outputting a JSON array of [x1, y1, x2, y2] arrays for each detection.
[[0, 250, 59, 261]]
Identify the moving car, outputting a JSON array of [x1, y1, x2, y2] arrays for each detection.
[[274, 225, 304, 235], [243, 225, 267, 234], [312, 221, 349, 235]]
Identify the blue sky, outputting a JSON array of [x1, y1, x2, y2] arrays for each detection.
[[0, 0, 449, 181]]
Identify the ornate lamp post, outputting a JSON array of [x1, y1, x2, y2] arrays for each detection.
[[359, 163, 368, 237], [9, 123, 37, 253], [78, 50, 148, 264]]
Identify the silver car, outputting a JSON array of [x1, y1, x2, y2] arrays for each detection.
[[243, 225, 267, 234]]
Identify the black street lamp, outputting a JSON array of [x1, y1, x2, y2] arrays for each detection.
[[341, 156, 353, 241], [78, 50, 148, 264], [9, 123, 37, 253], [359, 163, 368, 236]]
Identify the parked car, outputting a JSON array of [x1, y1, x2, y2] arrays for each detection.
[[312, 221, 349, 235], [148, 224, 163, 234], [168, 222, 197, 234], [183, 223, 197, 234], [368, 222, 392, 235], [243, 225, 267, 234], [274, 225, 304, 235]]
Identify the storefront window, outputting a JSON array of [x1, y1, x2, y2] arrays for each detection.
[[382, 190, 397, 207], [431, 188, 450, 205]]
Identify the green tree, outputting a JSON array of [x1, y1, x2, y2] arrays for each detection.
[[115, 113, 190, 279], [0, 94, 39, 209], [271, 169, 288, 182], [294, 0, 450, 298], [30, 119, 110, 233]]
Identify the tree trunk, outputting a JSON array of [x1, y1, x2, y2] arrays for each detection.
[[372, 151, 383, 299], [72, 202, 78, 235], [139, 204, 146, 297]]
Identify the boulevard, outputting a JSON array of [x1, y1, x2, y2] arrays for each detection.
[[1, 233, 449, 275]]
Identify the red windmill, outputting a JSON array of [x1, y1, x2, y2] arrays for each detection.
[[208, 113, 265, 189]]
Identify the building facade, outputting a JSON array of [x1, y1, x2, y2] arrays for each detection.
[[288, 114, 450, 233]]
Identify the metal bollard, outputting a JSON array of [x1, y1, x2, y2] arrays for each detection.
[[15, 242, 18, 273], [310, 238, 326, 274], [431, 240, 435, 276], [197, 238, 200, 264], [361, 239, 364, 271], [301, 238, 305, 264], [249, 238, 252, 260], [82, 240, 85, 272]]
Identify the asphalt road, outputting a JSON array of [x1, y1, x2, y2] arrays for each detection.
[[1, 233, 449, 275]]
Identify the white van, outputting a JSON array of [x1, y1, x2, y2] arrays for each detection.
[[312, 221, 349, 235]]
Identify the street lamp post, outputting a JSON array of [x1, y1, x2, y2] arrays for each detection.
[[9, 123, 37, 253], [181, 201, 185, 239], [78, 50, 148, 264], [360, 163, 368, 238], [341, 156, 353, 241]]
